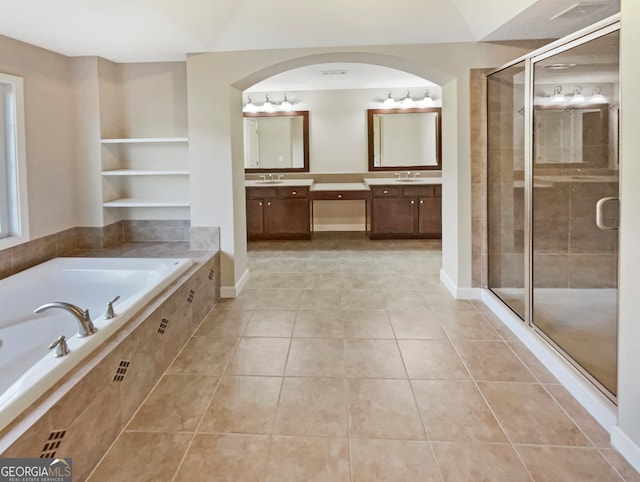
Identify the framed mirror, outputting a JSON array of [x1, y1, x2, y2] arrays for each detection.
[[368, 107, 442, 171], [533, 104, 611, 167], [243, 110, 309, 172]]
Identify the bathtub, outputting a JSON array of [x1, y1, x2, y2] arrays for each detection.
[[0, 256, 192, 432]]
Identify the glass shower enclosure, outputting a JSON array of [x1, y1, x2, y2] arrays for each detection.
[[487, 18, 620, 399]]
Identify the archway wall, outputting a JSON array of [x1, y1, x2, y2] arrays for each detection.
[[186, 41, 539, 295]]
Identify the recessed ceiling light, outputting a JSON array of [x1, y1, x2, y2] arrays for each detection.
[[320, 70, 347, 76], [550, 2, 609, 21], [545, 63, 577, 70]]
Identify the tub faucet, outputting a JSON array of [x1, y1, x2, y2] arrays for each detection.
[[34, 302, 97, 338]]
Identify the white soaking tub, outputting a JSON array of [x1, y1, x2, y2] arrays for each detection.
[[0, 257, 192, 432]]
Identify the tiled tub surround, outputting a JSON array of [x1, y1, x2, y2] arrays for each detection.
[[0, 220, 192, 282], [0, 242, 220, 481], [85, 233, 638, 481]]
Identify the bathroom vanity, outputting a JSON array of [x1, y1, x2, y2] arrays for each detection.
[[365, 178, 442, 239]]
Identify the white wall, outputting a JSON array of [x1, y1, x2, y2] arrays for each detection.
[[615, 0, 640, 470]]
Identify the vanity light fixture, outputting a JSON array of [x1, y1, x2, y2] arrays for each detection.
[[262, 94, 275, 111], [571, 86, 585, 103], [552, 86, 565, 103], [243, 96, 257, 112], [382, 91, 397, 108], [279, 94, 293, 111], [400, 91, 416, 108], [419, 89, 435, 107], [591, 86, 607, 103]]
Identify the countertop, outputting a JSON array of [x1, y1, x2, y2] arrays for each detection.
[[245, 179, 314, 187], [310, 182, 369, 191], [364, 177, 442, 186]]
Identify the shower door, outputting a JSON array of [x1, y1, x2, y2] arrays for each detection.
[[531, 28, 619, 397]]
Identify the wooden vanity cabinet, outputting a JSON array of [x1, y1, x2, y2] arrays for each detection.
[[246, 186, 311, 240], [370, 184, 441, 239]]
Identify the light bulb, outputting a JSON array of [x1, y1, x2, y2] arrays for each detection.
[[382, 91, 396, 108]]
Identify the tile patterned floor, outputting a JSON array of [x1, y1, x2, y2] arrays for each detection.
[[87, 233, 640, 481]]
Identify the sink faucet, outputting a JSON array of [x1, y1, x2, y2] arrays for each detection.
[[34, 302, 97, 338]]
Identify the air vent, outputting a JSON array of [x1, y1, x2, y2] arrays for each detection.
[[40, 430, 66, 458], [158, 317, 169, 335], [187, 289, 195, 303], [113, 360, 130, 382], [550, 2, 608, 21], [208, 269, 215, 281]]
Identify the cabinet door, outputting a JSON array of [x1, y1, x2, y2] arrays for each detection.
[[418, 197, 442, 236], [371, 198, 415, 234], [246, 199, 265, 238], [265, 198, 310, 236]]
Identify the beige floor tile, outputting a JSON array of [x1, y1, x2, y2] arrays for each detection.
[[167, 336, 237, 376], [399, 340, 469, 380], [294, 310, 344, 337], [388, 310, 446, 339], [304, 272, 341, 289], [544, 383, 611, 447], [286, 338, 345, 377], [214, 289, 259, 310], [265, 436, 350, 482], [347, 378, 425, 440], [382, 289, 430, 311], [374, 273, 421, 289], [273, 377, 348, 436], [427, 297, 478, 313], [482, 310, 522, 341], [350, 438, 441, 482], [87, 432, 191, 481], [299, 288, 343, 310], [198, 376, 282, 434], [436, 311, 501, 340], [127, 374, 218, 432], [507, 341, 559, 383], [600, 448, 640, 481], [244, 309, 296, 337], [453, 340, 537, 382], [412, 380, 507, 442], [256, 288, 301, 309], [195, 309, 252, 337], [345, 339, 406, 378], [340, 289, 387, 310], [431, 441, 532, 482], [174, 434, 269, 482], [479, 382, 591, 446], [517, 445, 623, 481], [341, 272, 381, 289], [226, 337, 291, 376], [413, 273, 445, 291], [343, 310, 395, 338]]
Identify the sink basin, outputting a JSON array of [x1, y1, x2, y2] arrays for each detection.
[[256, 180, 283, 184]]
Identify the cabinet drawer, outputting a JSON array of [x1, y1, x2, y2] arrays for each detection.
[[278, 186, 309, 199], [310, 190, 370, 200], [404, 185, 436, 197], [371, 186, 403, 197], [247, 187, 278, 199]]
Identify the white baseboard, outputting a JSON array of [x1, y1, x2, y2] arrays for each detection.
[[313, 224, 365, 232], [439, 269, 482, 300], [220, 268, 250, 298], [611, 425, 640, 474], [481, 289, 618, 433]]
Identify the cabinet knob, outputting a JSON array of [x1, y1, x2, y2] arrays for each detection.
[[420, 200, 423, 204], [383, 190, 388, 194], [292, 191, 297, 195], [259, 202, 263, 206], [267, 202, 271, 206], [411, 200, 415, 204], [338, 194, 342, 198]]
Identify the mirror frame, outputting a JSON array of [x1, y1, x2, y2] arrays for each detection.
[[367, 107, 442, 172], [243, 110, 310, 173]]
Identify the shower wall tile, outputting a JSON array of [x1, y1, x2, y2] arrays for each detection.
[[190, 226, 221, 251], [569, 254, 618, 289], [533, 218, 569, 254], [533, 254, 570, 288], [569, 218, 618, 254]]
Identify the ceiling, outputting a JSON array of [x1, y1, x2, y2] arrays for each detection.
[[0, 0, 619, 63]]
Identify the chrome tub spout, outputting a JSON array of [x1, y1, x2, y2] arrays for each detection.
[[34, 302, 97, 338]]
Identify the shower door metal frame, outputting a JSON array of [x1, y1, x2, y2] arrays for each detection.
[[486, 14, 621, 402]]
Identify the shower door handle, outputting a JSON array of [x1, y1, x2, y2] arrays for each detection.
[[596, 197, 618, 231]]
